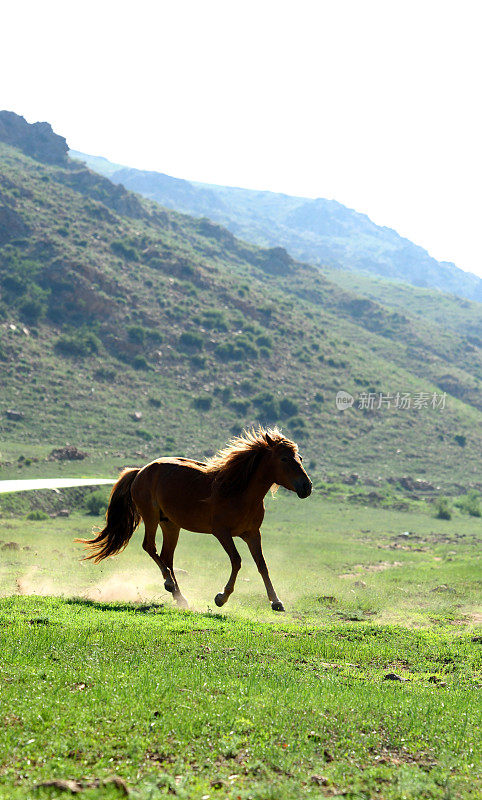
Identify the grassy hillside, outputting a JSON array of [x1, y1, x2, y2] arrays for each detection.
[[322, 265, 482, 342], [1, 125, 482, 489], [72, 150, 482, 302]]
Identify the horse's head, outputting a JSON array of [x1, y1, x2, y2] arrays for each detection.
[[266, 432, 312, 499]]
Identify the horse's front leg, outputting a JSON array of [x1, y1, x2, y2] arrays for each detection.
[[244, 530, 284, 611], [213, 529, 241, 607]]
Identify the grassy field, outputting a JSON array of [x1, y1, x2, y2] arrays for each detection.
[[0, 492, 480, 799]]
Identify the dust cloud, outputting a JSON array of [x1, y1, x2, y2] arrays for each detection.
[[13, 566, 167, 604], [83, 572, 158, 603], [16, 567, 58, 596]]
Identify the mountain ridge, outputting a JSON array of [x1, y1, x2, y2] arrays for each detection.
[[71, 150, 482, 303]]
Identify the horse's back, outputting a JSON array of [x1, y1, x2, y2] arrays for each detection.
[[132, 457, 213, 532], [135, 457, 209, 490]]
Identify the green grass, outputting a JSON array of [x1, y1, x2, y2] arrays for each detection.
[[0, 494, 480, 798], [1, 597, 480, 800]]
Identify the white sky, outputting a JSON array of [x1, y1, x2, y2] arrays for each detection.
[[2, 1, 481, 277]]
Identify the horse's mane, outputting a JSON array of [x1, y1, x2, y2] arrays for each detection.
[[203, 426, 298, 496]]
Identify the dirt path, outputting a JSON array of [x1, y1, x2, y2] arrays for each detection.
[[0, 478, 115, 494]]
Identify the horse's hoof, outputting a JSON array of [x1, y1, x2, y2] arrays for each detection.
[[271, 600, 285, 612], [176, 595, 189, 609], [164, 579, 175, 593], [214, 593, 225, 607]]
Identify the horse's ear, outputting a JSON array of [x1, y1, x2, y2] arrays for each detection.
[[265, 432, 274, 447]]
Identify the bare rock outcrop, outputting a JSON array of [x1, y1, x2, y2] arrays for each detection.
[[0, 110, 68, 165]]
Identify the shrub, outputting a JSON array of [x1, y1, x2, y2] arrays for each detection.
[[94, 367, 116, 382], [85, 490, 109, 516], [2, 274, 27, 295], [215, 342, 242, 361], [190, 355, 206, 369], [26, 510, 49, 520], [147, 329, 163, 344], [240, 379, 254, 395], [110, 240, 138, 260], [55, 331, 100, 357], [454, 434, 467, 448], [179, 280, 197, 296], [201, 310, 228, 331], [456, 490, 481, 517], [215, 339, 258, 362], [148, 397, 162, 408], [179, 331, 204, 352], [435, 496, 452, 520], [136, 429, 153, 440], [256, 334, 272, 349], [287, 416, 307, 440], [236, 337, 258, 359], [288, 416, 306, 429], [258, 304, 272, 318], [214, 387, 233, 403], [253, 391, 280, 420], [132, 355, 149, 370], [85, 334, 101, 355], [19, 297, 45, 324], [280, 398, 299, 417], [127, 326, 163, 347], [230, 399, 250, 414], [127, 325, 146, 345], [193, 396, 212, 411]]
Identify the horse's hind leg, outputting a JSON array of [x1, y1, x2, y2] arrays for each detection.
[[160, 520, 188, 609], [140, 507, 176, 593]]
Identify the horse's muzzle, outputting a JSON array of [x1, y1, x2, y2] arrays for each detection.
[[296, 478, 312, 499]]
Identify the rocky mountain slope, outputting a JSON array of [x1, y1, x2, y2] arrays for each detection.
[[72, 150, 482, 302]]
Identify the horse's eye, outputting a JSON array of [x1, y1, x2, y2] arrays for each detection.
[[299, 456, 303, 462]]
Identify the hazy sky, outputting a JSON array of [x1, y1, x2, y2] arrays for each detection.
[[2, 1, 481, 277]]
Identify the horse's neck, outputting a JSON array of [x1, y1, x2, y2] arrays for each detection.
[[246, 458, 275, 505]]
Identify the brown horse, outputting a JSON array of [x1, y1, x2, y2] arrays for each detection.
[[76, 427, 312, 611]]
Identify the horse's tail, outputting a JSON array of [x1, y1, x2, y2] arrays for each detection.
[[75, 468, 141, 563]]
